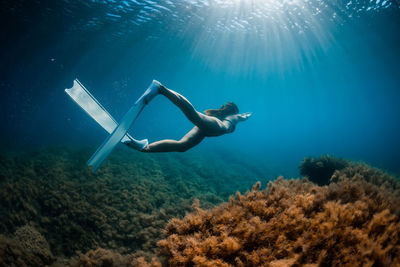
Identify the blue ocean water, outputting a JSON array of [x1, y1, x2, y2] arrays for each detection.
[[0, 0, 399, 176]]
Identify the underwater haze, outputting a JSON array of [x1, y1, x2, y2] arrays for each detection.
[[1, 0, 400, 265], [1, 0, 400, 176]]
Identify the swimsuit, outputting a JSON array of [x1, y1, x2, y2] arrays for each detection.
[[223, 118, 236, 133]]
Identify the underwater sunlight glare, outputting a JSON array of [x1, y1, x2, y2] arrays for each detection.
[[176, 0, 345, 77]]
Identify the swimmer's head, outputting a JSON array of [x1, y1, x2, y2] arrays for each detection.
[[204, 102, 239, 119]]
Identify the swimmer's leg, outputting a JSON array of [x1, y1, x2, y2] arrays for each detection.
[[158, 85, 209, 128], [143, 127, 205, 153]]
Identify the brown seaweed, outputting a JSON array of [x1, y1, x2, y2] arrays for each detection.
[[157, 163, 400, 266], [1, 148, 399, 266], [0, 225, 53, 267]]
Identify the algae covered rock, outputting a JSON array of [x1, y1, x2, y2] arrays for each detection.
[[0, 225, 54, 267], [299, 155, 348, 185]]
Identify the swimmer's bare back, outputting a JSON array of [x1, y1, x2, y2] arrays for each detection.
[[124, 81, 251, 153]]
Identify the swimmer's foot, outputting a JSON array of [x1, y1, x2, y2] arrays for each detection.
[[138, 80, 163, 104], [123, 138, 148, 151]]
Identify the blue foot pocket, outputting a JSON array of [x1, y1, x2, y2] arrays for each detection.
[[137, 80, 161, 105], [124, 138, 148, 151]]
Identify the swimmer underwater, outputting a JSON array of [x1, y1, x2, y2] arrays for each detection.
[[124, 80, 252, 152]]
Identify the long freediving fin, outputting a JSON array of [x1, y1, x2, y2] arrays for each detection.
[[86, 80, 160, 171], [65, 79, 132, 143]]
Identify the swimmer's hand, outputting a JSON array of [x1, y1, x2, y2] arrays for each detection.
[[237, 112, 252, 121]]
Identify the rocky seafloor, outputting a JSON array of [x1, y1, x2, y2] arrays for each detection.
[[0, 147, 399, 266]]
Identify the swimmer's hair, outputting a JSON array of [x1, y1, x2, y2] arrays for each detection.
[[204, 102, 239, 119]]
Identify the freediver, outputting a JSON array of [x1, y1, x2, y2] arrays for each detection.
[[124, 81, 252, 152]]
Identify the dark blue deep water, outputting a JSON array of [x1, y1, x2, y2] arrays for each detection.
[[1, 0, 399, 176]]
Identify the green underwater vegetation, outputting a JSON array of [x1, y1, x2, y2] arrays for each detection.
[[0, 146, 262, 266], [0, 149, 399, 266]]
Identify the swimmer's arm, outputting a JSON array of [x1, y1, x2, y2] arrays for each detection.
[[236, 112, 252, 121], [222, 112, 252, 130]]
